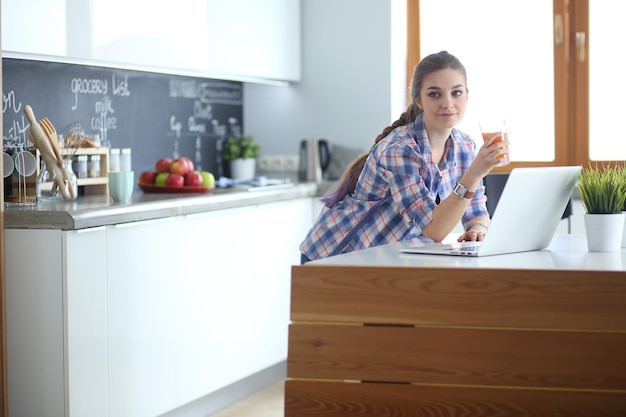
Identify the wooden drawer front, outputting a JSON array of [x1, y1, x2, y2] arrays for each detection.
[[287, 324, 626, 391], [291, 265, 626, 331], [285, 380, 626, 417]]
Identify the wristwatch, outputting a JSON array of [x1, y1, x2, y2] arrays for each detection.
[[453, 181, 474, 199]]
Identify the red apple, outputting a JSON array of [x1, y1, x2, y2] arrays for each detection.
[[184, 171, 203, 187], [155, 158, 173, 173], [139, 170, 158, 185], [169, 158, 192, 175], [165, 173, 184, 187], [178, 157, 194, 173]]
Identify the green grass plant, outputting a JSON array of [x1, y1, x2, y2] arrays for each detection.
[[578, 163, 626, 214]]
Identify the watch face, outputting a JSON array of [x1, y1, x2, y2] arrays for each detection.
[[454, 182, 467, 197]]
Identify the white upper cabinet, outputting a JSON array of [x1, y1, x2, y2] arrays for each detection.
[[2, 0, 301, 83]]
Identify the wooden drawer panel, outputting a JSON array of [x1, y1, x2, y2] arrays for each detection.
[[287, 324, 626, 390], [284, 380, 626, 417], [291, 265, 626, 331]]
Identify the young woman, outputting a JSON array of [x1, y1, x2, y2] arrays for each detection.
[[300, 51, 508, 263]]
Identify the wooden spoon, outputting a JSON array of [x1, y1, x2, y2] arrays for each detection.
[[24, 106, 70, 199]]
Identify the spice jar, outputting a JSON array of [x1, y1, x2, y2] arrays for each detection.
[[88, 155, 101, 178], [74, 155, 88, 179], [109, 148, 120, 172], [120, 148, 132, 171]]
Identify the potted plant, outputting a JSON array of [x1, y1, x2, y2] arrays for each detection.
[[577, 163, 626, 251], [222, 135, 260, 180]]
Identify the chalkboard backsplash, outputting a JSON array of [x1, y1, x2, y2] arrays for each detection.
[[2, 57, 244, 177]]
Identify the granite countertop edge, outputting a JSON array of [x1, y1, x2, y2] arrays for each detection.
[[4, 181, 330, 230]]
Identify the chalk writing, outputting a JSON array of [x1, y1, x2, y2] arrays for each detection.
[[71, 77, 108, 110], [2, 91, 28, 148], [3, 58, 243, 179]]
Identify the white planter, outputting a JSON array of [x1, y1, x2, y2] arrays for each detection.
[[623, 211, 626, 248], [229, 158, 256, 180], [584, 212, 625, 252]]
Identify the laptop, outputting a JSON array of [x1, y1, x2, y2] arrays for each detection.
[[400, 166, 581, 257]]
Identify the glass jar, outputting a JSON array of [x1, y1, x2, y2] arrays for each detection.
[[88, 155, 101, 178], [74, 155, 88, 179], [109, 148, 120, 172], [36, 159, 78, 201], [120, 148, 132, 171]]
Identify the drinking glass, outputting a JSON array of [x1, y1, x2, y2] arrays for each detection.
[[479, 118, 510, 167]]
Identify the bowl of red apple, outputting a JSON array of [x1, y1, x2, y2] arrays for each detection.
[[138, 157, 215, 193]]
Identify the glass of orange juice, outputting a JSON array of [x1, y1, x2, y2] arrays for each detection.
[[479, 118, 510, 167]]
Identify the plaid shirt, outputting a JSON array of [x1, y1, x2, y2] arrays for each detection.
[[300, 115, 489, 260]]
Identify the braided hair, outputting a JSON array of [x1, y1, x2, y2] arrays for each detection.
[[321, 51, 467, 207]]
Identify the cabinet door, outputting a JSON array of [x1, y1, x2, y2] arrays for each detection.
[[65, 227, 109, 417], [205, 0, 301, 81], [5, 229, 65, 417], [106, 216, 184, 417]]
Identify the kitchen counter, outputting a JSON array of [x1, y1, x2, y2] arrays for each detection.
[[3, 182, 320, 230]]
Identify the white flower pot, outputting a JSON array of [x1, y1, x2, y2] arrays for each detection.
[[584, 212, 625, 252], [229, 158, 256, 180], [622, 211, 626, 248]]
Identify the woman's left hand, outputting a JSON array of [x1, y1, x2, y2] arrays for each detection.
[[458, 229, 486, 242]]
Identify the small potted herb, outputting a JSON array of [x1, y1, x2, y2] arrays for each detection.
[[577, 163, 626, 251], [222, 135, 260, 179]]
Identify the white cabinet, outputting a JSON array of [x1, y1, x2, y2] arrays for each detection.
[[65, 227, 109, 417], [106, 198, 312, 416], [2, 0, 301, 82], [205, 0, 302, 81], [5, 197, 313, 416], [5, 227, 108, 417]]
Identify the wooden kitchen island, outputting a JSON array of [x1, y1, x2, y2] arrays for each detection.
[[286, 235, 626, 416]]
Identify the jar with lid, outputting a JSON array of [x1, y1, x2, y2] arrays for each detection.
[[36, 159, 78, 201], [74, 155, 88, 179], [120, 148, 132, 171], [109, 148, 120, 172], [88, 155, 101, 178]]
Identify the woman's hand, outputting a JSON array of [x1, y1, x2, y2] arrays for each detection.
[[467, 134, 511, 179], [457, 229, 486, 242], [457, 218, 490, 242]]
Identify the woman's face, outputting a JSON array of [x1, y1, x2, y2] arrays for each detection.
[[416, 68, 468, 134]]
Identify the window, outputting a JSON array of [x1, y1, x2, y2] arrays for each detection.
[[408, 0, 625, 171]]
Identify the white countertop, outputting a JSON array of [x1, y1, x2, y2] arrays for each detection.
[[308, 234, 626, 272]]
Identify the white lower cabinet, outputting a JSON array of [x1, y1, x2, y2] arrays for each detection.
[[6, 226, 108, 417], [5, 197, 312, 417]]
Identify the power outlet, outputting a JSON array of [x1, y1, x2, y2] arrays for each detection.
[[257, 156, 271, 172], [283, 155, 299, 172], [257, 155, 299, 172], [269, 156, 284, 172]]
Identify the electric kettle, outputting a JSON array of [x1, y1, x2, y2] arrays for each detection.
[[298, 138, 332, 182]]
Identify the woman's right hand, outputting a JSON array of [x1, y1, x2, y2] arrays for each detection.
[[468, 134, 510, 179]]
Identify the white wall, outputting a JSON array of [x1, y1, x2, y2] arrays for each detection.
[[243, 0, 405, 155]]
